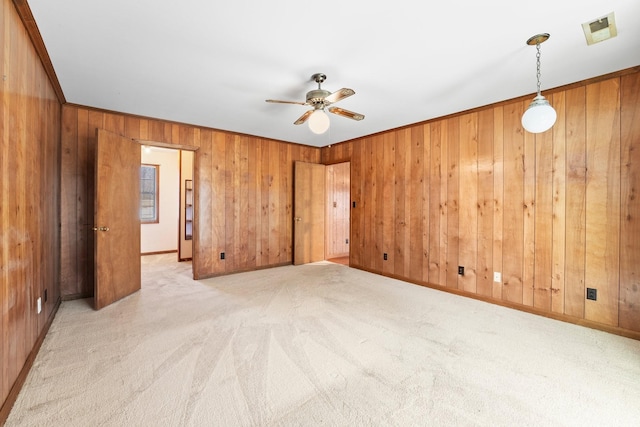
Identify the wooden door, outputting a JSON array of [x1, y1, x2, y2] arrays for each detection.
[[294, 161, 326, 265], [325, 162, 351, 259], [94, 129, 141, 310]]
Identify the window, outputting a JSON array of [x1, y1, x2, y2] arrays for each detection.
[[140, 164, 159, 223]]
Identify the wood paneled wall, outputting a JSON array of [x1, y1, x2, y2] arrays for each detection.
[[1, 0, 61, 417], [322, 70, 640, 336], [60, 105, 320, 296]]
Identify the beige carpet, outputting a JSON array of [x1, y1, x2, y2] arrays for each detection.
[[6, 254, 640, 426]]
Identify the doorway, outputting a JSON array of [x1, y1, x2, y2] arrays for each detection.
[[139, 144, 195, 273], [293, 161, 351, 266], [325, 162, 350, 265]]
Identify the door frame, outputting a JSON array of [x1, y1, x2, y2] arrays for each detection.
[[293, 161, 326, 265], [136, 140, 199, 277], [324, 161, 351, 261]]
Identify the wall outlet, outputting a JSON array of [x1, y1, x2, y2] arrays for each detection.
[[44, 289, 48, 302], [383, 253, 388, 260], [493, 272, 501, 283], [220, 252, 225, 260], [586, 288, 597, 301], [345, 238, 349, 244], [37, 297, 42, 314], [458, 266, 464, 275]]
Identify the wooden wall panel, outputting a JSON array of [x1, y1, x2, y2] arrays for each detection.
[[59, 106, 321, 292], [477, 109, 494, 297], [427, 122, 442, 285], [394, 130, 408, 277], [362, 138, 374, 269], [432, 121, 449, 286], [240, 136, 251, 267], [1, 0, 61, 416], [254, 139, 265, 267], [492, 107, 504, 300], [502, 103, 525, 304], [533, 119, 554, 311], [279, 144, 290, 263], [584, 79, 621, 326], [321, 142, 352, 164], [410, 126, 426, 283], [551, 92, 567, 315], [225, 134, 240, 273], [458, 113, 478, 293], [446, 117, 460, 288], [620, 73, 640, 332], [60, 107, 78, 297], [382, 132, 396, 275], [374, 134, 385, 272], [194, 129, 214, 278], [522, 109, 536, 307], [323, 69, 640, 338], [350, 140, 364, 266], [246, 137, 257, 267], [564, 87, 587, 318], [268, 142, 280, 265]]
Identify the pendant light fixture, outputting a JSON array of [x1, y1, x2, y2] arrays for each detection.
[[521, 33, 557, 134]]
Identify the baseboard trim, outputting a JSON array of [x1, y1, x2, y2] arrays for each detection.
[[61, 292, 92, 301], [193, 262, 291, 280], [351, 264, 640, 342], [0, 297, 62, 425], [141, 250, 177, 256]]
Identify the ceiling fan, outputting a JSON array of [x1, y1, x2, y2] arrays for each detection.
[[266, 73, 365, 134]]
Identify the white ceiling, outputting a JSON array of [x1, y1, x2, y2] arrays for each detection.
[[28, 0, 640, 148]]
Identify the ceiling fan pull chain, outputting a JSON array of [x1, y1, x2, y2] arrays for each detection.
[[536, 42, 542, 96]]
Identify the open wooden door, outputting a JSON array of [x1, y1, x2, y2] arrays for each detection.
[[94, 129, 141, 310], [294, 161, 326, 265]]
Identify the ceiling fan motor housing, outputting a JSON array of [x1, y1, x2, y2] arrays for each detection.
[[306, 89, 331, 107]]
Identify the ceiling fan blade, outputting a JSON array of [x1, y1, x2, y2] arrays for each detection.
[[324, 88, 355, 104], [265, 99, 307, 106], [294, 110, 313, 125], [327, 107, 365, 121]]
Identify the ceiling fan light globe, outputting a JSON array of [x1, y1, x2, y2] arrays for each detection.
[[522, 95, 557, 133], [308, 110, 330, 134]]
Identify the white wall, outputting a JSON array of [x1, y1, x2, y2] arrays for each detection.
[[141, 147, 180, 253]]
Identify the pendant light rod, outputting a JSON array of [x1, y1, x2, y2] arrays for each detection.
[[521, 33, 556, 134], [526, 33, 550, 97]]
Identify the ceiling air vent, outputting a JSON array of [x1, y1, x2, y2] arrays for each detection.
[[582, 12, 617, 45]]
